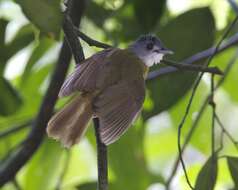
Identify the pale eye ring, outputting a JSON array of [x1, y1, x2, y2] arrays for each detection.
[[146, 43, 154, 50]]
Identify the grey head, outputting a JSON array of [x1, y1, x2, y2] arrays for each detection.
[[129, 34, 173, 67]]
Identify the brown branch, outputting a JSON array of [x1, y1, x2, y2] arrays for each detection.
[[72, 29, 237, 79], [94, 118, 108, 190], [73, 28, 238, 74], [209, 74, 217, 184], [74, 27, 112, 49], [161, 60, 223, 75], [69, 28, 238, 80], [63, 15, 85, 62], [63, 10, 109, 190], [147, 32, 238, 80], [0, 0, 86, 186]]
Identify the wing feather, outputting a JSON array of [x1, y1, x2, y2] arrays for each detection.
[[94, 80, 145, 145], [59, 48, 116, 97], [58, 47, 146, 145]]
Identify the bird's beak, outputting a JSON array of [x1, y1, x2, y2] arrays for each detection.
[[153, 47, 174, 55], [160, 47, 174, 55]]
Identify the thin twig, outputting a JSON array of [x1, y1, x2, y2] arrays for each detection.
[[56, 151, 71, 190], [209, 74, 216, 184], [165, 50, 238, 189], [227, 0, 238, 14], [161, 60, 223, 75], [94, 118, 108, 190], [217, 126, 225, 153], [0, 120, 32, 139], [165, 98, 208, 190], [12, 178, 21, 190], [210, 74, 216, 156], [74, 27, 112, 49], [177, 16, 238, 190], [215, 113, 238, 151]]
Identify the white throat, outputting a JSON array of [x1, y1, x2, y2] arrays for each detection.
[[138, 53, 164, 67]]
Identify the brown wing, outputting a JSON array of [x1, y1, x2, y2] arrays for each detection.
[[59, 47, 146, 144], [59, 48, 118, 97], [93, 79, 145, 145]]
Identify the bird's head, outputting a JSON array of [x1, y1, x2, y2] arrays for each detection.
[[129, 34, 173, 67]]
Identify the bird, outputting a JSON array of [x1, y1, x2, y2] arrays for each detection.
[[46, 34, 173, 148]]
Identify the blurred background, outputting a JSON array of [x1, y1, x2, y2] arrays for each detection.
[[0, 0, 238, 189]]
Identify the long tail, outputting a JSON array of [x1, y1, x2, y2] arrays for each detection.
[[47, 94, 93, 148]]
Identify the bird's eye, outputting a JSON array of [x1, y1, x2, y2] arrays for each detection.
[[146, 43, 154, 50]]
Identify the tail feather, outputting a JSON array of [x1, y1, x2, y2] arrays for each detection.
[[47, 95, 93, 148]]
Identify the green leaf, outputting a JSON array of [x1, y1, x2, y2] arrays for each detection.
[[16, 0, 62, 39], [0, 24, 34, 75], [0, 77, 22, 116], [20, 37, 54, 85], [227, 156, 238, 187], [22, 139, 64, 190], [144, 7, 215, 119], [19, 64, 53, 117], [194, 155, 218, 190], [76, 182, 97, 190], [5, 24, 35, 61], [0, 18, 8, 46], [0, 18, 9, 74], [133, 0, 166, 32], [86, 1, 113, 27], [229, 187, 238, 190], [108, 121, 164, 190]]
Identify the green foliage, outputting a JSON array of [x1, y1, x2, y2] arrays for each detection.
[[4, 24, 35, 61], [0, 77, 22, 116], [0, 20, 34, 73], [145, 7, 215, 118], [194, 155, 218, 190], [86, 1, 113, 28], [0, 0, 237, 190], [0, 19, 8, 46], [227, 156, 238, 187], [20, 37, 54, 85], [16, 0, 62, 39], [85, 0, 166, 41], [21, 139, 64, 190], [108, 122, 164, 190], [76, 182, 97, 190], [0, 19, 34, 116], [134, 0, 166, 32]]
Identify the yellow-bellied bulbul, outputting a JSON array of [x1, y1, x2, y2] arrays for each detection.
[[47, 34, 173, 147]]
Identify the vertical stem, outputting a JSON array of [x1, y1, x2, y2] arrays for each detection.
[[210, 74, 216, 183], [63, 2, 109, 189], [93, 118, 108, 190], [210, 74, 215, 156]]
